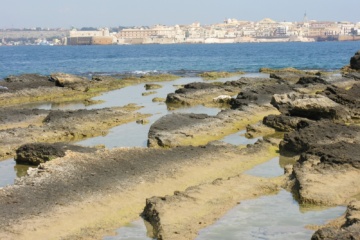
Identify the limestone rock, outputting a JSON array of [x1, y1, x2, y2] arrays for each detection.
[[322, 83, 360, 119], [50, 73, 89, 91], [280, 120, 360, 155], [245, 122, 275, 138], [271, 92, 350, 121], [263, 114, 306, 132], [312, 201, 360, 240], [230, 81, 293, 108]]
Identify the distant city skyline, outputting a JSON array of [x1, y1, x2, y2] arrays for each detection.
[[1, 0, 360, 28]]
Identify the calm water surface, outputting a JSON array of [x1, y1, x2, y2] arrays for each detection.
[[1, 42, 359, 78]]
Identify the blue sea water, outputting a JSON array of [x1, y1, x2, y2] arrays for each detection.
[[1, 41, 359, 78]]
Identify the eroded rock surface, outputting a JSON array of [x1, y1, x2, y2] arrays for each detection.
[[142, 174, 281, 240], [280, 120, 360, 155], [281, 120, 360, 205], [0, 140, 277, 240], [263, 114, 307, 132], [230, 78, 293, 108], [312, 201, 360, 240], [15, 143, 97, 165], [148, 105, 278, 148], [0, 105, 147, 159], [271, 92, 350, 121], [322, 83, 360, 119], [166, 82, 237, 106]]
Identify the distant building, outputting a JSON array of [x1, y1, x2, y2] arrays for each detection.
[[67, 28, 115, 45]]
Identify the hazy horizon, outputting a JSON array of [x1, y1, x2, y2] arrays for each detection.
[[1, 0, 359, 29]]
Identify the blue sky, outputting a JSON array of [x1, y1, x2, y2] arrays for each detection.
[[1, 0, 359, 28]]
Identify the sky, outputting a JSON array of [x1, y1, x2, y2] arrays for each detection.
[[1, 0, 359, 29]]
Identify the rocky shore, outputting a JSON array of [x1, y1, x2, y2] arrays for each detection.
[[0, 51, 360, 239]]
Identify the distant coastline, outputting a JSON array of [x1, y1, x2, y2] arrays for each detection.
[[1, 17, 359, 46]]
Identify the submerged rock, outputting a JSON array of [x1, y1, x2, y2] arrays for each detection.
[[15, 143, 97, 165]]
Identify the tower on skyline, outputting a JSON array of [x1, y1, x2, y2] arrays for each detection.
[[303, 11, 308, 22]]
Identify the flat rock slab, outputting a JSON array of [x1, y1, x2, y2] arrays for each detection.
[[166, 82, 239, 107], [142, 174, 281, 240], [0, 140, 277, 240], [0, 108, 49, 130], [228, 77, 294, 108], [148, 105, 279, 148], [0, 105, 147, 159], [1, 74, 55, 91]]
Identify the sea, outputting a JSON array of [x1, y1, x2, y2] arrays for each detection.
[[1, 41, 360, 240], [1, 41, 360, 79]]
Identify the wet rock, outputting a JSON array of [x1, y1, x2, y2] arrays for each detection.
[[50, 73, 89, 91], [280, 120, 360, 155], [312, 201, 360, 240], [271, 92, 350, 121], [15, 143, 97, 165], [350, 50, 360, 70], [263, 114, 306, 132]]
